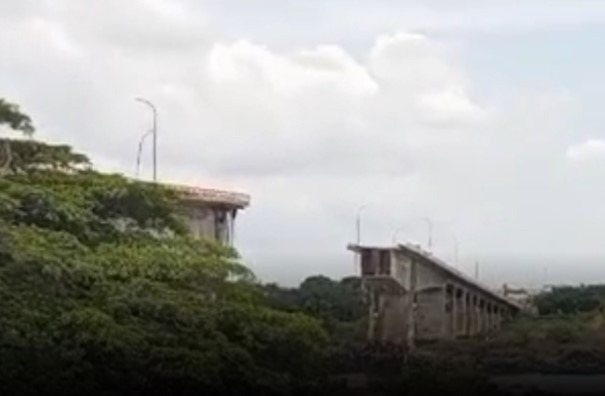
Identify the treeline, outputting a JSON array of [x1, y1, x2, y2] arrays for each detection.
[[262, 276, 367, 342], [534, 285, 605, 315], [0, 99, 377, 395], [0, 100, 330, 395]]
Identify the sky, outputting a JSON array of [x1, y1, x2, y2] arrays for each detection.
[[2, 0, 605, 288]]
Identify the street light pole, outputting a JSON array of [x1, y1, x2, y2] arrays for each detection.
[[453, 235, 459, 266], [135, 130, 153, 178], [353, 204, 368, 275], [392, 227, 405, 245], [424, 217, 433, 250], [356, 204, 367, 245], [135, 97, 157, 182]]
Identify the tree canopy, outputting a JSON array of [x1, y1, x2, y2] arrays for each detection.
[[0, 100, 330, 395], [534, 285, 605, 315], [263, 275, 365, 323], [0, 98, 34, 135]]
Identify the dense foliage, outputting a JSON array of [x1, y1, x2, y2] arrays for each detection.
[[264, 276, 364, 321], [534, 284, 605, 315], [262, 275, 366, 340], [0, 98, 34, 135], [0, 134, 329, 395]]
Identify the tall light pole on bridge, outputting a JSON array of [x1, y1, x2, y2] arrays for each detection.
[[391, 216, 432, 249], [424, 217, 433, 250], [453, 235, 459, 267], [392, 227, 405, 245], [135, 97, 157, 182], [354, 204, 368, 274], [356, 204, 368, 246]]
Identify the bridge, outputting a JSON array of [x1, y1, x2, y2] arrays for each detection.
[[168, 183, 250, 245], [348, 242, 521, 348]]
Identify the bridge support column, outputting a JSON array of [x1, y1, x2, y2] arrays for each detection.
[[444, 284, 454, 339], [455, 288, 464, 337], [367, 286, 377, 341], [478, 299, 486, 334], [406, 260, 417, 350], [463, 291, 470, 337], [369, 289, 410, 344], [471, 295, 478, 335], [452, 287, 458, 338], [492, 304, 498, 330]]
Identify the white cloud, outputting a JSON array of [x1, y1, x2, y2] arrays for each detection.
[[320, 0, 605, 35], [209, 42, 378, 97], [203, 0, 605, 52], [192, 30, 485, 181], [369, 32, 457, 90], [1, 0, 600, 286], [567, 139, 605, 161], [416, 88, 484, 124]]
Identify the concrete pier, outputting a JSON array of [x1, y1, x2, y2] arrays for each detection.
[[168, 183, 250, 245]]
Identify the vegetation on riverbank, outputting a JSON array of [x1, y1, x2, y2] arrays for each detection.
[[0, 99, 334, 395]]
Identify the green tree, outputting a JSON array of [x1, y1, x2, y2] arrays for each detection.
[[0, 98, 34, 135], [0, 98, 35, 176], [262, 274, 368, 349], [534, 285, 605, 315], [264, 275, 365, 323], [0, 99, 329, 395]]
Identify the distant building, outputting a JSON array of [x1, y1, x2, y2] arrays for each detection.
[[168, 183, 250, 245], [502, 283, 538, 314]]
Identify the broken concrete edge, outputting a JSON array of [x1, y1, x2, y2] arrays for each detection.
[[125, 177, 251, 209], [166, 183, 250, 209]]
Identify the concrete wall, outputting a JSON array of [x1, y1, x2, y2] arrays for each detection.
[[377, 291, 409, 344], [391, 251, 410, 287], [415, 288, 445, 340], [185, 207, 215, 238], [415, 259, 448, 289], [366, 285, 410, 344], [181, 205, 235, 245]]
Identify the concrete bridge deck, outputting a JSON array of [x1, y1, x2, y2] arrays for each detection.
[[348, 242, 521, 347]]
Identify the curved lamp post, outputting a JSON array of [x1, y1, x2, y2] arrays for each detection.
[[135, 97, 157, 182], [392, 227, 405, 245], [135, 130, 153, 178]]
